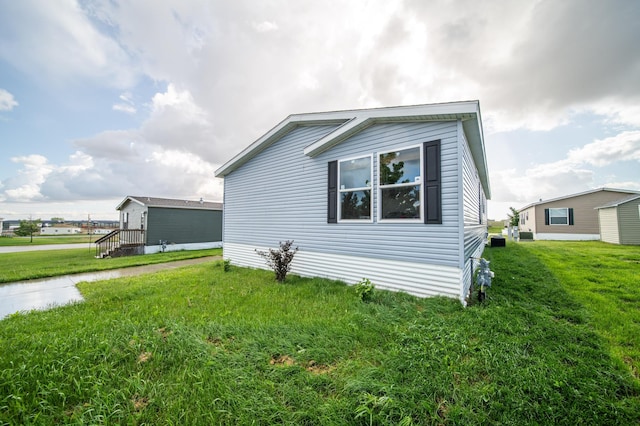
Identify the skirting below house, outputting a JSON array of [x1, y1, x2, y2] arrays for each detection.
[[223, 242, 463, 301], [144, 241, 223, 254], [534, 233, 600, 241]]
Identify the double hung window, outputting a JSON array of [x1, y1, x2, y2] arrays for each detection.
[[328, 140, 440, 224], [378, 146, 422, 221], [338, 156, 372, 221], [548, 208, 569, 225]]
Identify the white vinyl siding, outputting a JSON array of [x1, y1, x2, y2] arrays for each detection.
[[223, 121, 461, 270], [225, 242, 463, 299], [458, 123, 488, 298]]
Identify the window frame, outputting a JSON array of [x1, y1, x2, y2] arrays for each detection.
[[337, 154, 373, 223], [377, 144, 424, 223], [548, 207, 569, 225]]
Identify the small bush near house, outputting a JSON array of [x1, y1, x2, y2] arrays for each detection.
[[255, 240, 299, 282], [519, 231, 534, 240], [223, 258, 231, 272], [354, 278, 375, 302]]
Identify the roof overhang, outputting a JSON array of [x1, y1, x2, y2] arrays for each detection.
[[519, 187, 640, 211], [115, 196, 145, 211], [215, 100, 490, 198]]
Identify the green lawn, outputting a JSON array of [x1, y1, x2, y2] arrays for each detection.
[[510, 241, 640, 381], [0, 242, 639, 424], [0, 235, 93, 246], [0, 248, 222, 283]]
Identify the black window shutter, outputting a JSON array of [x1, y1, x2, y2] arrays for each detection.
[[544, 208, 549, 225], [327, 161, 338, 223], [424, 140, 442, 224], [568, 208, 574, 225]]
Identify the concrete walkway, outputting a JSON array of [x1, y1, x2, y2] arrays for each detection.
[[0, 243, 96, 253], [0, 256, 220, 320]]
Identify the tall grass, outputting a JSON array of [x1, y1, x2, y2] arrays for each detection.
[[1, 245, 638, 424]]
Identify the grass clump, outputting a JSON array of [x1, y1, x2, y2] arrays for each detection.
[[0, 244, 639, 424]]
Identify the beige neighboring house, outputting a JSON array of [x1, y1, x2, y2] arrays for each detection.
[[596, 194, 640, 245], [518, 188, 640, 241]]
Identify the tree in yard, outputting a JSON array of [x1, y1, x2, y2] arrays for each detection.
[[14, 218, 41, 242], [507, 207, 520, 227], [51, 217, 64, 223]]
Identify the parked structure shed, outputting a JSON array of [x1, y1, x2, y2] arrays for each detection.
[[215, 101, 490, 304], [596, 194, 640, 245]]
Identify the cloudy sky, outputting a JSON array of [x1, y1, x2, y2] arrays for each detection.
[[1, 0, 639, 221]]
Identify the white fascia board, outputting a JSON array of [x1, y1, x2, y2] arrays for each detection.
[[215, 100, 482, 176], [304, 100, 482, 158], [303, 116, 367, 157], [115, 196, 145, 211], [214, 113, 350, 177], [461, 107, 490, 199]]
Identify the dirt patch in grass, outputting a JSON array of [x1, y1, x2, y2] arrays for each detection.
[[305, 360, 334, 375], [132, 395, 149, 412], [138, 351, 152, 363], [156, 327, 172, 340], [270, 354, 295, 366]]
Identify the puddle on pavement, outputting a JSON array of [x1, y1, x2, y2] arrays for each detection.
[[0, 257, 218, 320]]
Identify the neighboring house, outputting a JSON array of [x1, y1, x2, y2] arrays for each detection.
[[596, 194, 640, 245], [518, 188, 640, 241], [96, 196, 223, 257], [40, 227, 82, 235], [215, 101, 490, 304]]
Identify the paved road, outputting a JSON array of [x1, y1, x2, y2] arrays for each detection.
[[0, 243, 96, 253], [0, 256, 220, 319]]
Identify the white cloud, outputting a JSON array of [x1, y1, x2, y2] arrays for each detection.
[[2, 155, 53, 202], [113, 104, 137, 114], [0, 89, 18, 111], [0, 84, 222, 205], [113, 91, 137, 114], [567, 131, 640, 166], [490, 129, 640, 214], [0, 0, 136, 88], [252, 21, 278, 33]]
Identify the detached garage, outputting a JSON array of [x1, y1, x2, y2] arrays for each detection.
[[596, 194, 640, 245]]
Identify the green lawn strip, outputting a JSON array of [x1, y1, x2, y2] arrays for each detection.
[[515, 241, 640, 381], [1, 253, 638, 424], [0, 235, 93, 246], [0, 248, 222, 283]]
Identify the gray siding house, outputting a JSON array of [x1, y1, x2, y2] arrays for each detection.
[[215, 101, 490, 304], [518, 188, 639, 241], [596, 194, 640, 245], [115, 196, 223, 254]]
